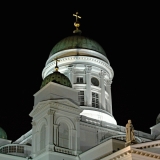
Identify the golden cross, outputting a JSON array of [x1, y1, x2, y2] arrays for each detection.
[[73, 12, 81, 22]]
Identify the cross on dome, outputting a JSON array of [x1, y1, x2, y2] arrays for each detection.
[[55, 59, 60, 72], [73, 12, 81, 22], [73, 12, 82, 33]]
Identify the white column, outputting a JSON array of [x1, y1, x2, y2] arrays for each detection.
[[85, 66, 92, 106], [68, 66, 74, 85], [99, 70, 105, 110], [106, 79, 112, 114]]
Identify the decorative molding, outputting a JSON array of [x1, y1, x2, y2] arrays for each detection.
[[31, 121, 36, 126], [30, 102, 50, 117], [47, 109, 54, 115], [109, 147, 160, 160], [107, 79, 112, 85], [135, 142, 160, 149], [55, 146, 78, 155], [56, 116, 75, 129], [42, 56, 114, 79], [30, 99, 82, 117]]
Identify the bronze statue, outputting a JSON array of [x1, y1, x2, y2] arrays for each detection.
[[125, 120, 135, 146]]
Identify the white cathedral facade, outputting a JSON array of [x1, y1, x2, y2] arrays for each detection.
[[0, 15, 160, 159]]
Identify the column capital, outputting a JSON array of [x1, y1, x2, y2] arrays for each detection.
[[75, 117, 81, 122], [85, 66, 92, 73], [31, 121, 36, 126], [68, 65, 75, 73], [99, 70, 107, 78], [47, 109, 55, 115], [107, 79, 112, 85]]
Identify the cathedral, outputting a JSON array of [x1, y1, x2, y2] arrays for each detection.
[[0, 12, 160, 160]]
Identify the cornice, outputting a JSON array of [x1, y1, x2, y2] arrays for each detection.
[[132, 140, 160, 149], [106, 146, 160, 160], [42, 56, 114, 79], [30, 99, 83, 117]]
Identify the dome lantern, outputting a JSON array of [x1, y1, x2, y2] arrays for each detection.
[[41, 59, 72, 89]]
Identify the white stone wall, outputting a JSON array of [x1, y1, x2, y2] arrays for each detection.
[[42, 54, 116, 124]]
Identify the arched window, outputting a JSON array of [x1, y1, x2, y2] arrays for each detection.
[[40, 125, 46, 150], [58, 122, 69, 148]]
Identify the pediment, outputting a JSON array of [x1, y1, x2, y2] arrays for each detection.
[[30, 99, 83, 117], [131, 140, 160, 149]]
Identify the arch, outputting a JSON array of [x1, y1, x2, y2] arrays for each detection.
[[35, 118, 48, 152], [58, 122, 69, 148], [36, 118, 48, 132], [56, 117, 75, 130], [55, 117, 75, 149]]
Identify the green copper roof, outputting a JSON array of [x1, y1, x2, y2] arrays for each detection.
[[41, 71, 72, 89], [156, 114, 160, 124], [0, 127, 7, 139], [49, 35, 106, 57]]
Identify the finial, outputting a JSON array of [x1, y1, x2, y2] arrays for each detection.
[[73, 12, 82, 34], [55, 59, 60, 72]]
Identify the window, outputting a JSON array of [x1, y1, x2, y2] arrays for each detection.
[[77, 77, 83, 83], [0, 147, 8, 154], [59, 122, 69, 148], [78, 91, 84, 106], [92, 92, 99, 108], [17, 146, 24, 153], [9, 146, 16, 153]]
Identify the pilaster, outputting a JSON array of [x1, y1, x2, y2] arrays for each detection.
[[85, 66, 92, 106], [106, 79, 113, 114], [68, 66, 75, 85], [99, 70, 106, 110], [46, 109, 54, 145]]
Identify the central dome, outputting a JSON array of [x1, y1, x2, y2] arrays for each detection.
[[49, 35, 106, 57]]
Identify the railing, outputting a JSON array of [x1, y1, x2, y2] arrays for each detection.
[[54, 146, 81, 156], [100, 134, 142, 143], [0, 144, 31, 157], [81, 115, 153, 140]]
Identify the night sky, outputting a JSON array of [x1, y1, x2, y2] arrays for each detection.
[[0, 2, 159, 142]]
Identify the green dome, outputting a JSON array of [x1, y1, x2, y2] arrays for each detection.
[[41, 71, 72, 89], [0, 127, 7, 139], [156, 114, 160, 124], [49, 35, 106, 57]]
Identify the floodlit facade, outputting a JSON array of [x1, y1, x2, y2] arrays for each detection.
[[0, 20, 160, 160]]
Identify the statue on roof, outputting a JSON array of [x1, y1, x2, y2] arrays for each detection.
[[125, 120, 136, 146]]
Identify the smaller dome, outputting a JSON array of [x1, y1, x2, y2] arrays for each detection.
[[0, 127, 7, 139], [156, 113, 160, 124], [41, 71, 72, 89]]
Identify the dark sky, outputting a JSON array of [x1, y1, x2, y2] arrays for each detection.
[[0, 2, 159, 142]]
